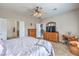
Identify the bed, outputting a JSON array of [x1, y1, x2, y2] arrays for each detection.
[[0, 37, 55, 56]]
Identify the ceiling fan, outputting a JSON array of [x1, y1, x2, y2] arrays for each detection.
[[23, 6, 57, 19], [32, 6, 43, 17], [22, 6, 43, 18]]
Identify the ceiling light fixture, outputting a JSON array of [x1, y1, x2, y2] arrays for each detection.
[[33, 6, 42, 17]]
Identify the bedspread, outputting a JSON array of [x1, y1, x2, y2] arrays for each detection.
[[0, 37, 55, 56]]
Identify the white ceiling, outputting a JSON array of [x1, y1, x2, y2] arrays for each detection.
[[0, 3, 79, 19]]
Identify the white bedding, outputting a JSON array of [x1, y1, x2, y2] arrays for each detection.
[[0, 37, 55, 56]]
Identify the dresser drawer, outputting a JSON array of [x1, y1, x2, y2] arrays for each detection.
[[43, 32, 59, 42]]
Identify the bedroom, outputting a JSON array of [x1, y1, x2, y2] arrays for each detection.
[[0, 3, 79, 56]]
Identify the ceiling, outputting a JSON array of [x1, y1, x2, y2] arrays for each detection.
[[0, 3, 79, 19]]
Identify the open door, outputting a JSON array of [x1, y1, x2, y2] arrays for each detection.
[[19, 21, 25, 37]]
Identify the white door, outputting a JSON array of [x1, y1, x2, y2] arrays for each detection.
[[36, 24, 41, 38], [19, 21, 25, 37], [0, 18, 7, 40]]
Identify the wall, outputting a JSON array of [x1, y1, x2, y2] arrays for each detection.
[[40, 9, 79, 41], [7, 19, 18, 38], [7, 17, 40, 38], [2, 9, 79, 40], [24, 18, 41, 36]]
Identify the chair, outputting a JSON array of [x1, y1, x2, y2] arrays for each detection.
[[68, 41, 79, 56]]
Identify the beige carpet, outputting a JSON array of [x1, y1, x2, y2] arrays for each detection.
[[51, 42, 74, 56]]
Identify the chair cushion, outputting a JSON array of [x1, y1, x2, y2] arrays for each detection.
[[69, 41, 79, 48]]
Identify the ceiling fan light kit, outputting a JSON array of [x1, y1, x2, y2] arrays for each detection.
[[33, 6, 43, 17]]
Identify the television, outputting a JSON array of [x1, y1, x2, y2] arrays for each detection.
[[46, 26, 56, 32]]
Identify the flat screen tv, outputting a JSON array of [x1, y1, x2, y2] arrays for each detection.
[[46, 26, 56, 32]]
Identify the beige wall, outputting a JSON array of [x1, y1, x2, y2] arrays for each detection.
[[7, 17, 40, 38], [7, 19, 18, 38], [40, 9, 79, 41], [24, 18, 40, 36], [1, 9, 79, 40]]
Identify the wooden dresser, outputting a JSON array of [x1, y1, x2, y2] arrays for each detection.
[[28, 29, 36, 38], [43, 32, 59, 42]]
